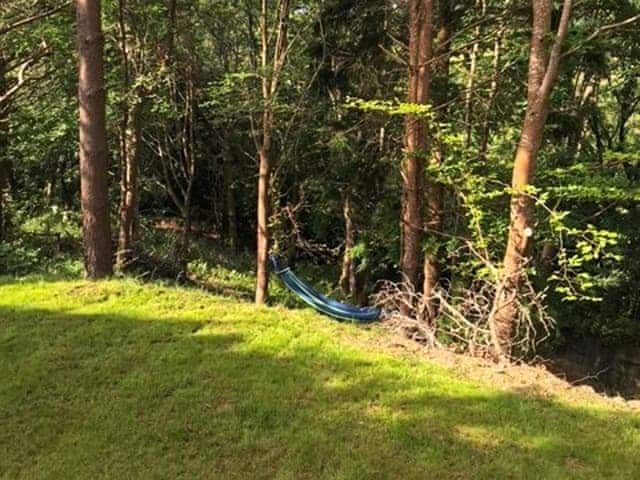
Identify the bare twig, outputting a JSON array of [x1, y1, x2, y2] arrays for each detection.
[[0, 2, 71, 36], [562, 13, 640, 58], [0, 43, 50, 105]]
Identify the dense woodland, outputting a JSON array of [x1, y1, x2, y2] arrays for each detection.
[[1, 0, 639, 366]]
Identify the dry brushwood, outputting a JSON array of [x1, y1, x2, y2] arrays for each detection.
[[373, 279, 439, 347], [373, 272, 554, 360]]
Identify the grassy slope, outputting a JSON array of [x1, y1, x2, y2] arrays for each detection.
[[1, 278, 639, 479]]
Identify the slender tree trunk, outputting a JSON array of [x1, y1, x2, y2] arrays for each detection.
[[565, 71, 597, 161], [165, 0, 177, 63], [422, 0, 452, 325], [0, 159, 9, 243], [283, 185, 298, 267], [76, 0, 113, 279], [478, 26, 504, 163], [115, 0, 142, 269], [464, 0, 485, 147], [590, 109, 606, 162], [489, 0, 572, 358], [255, 137, 271, 303], [339, 194, 356, 297], [463, 49, 477, 146], [255, 0, 290, 304], [0, 167, 5, 242], [179, 200, 192, 267], [286, 219, 297, 266], [255, 5, 272, 304], [0, 57, 8, 243], [401, 0, 433, 315], [223, 149, 238, 250], [177, 70, 196, 270], [117, 98, 142, 267]]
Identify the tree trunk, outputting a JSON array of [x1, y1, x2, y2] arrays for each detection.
[[286, 220, 297, 267], [566, 72, 596, 161], [0, 57, 17, 243], [401, 0, 433, 315], [255, 0, 290, 304], [115, 0, 142, 269], [255, 1, 271, 304], [255, 141, 271, 304], [489, 0, 572, 358], [179, 202, 192, 270], [176, 70, 196, 271], [0, 57, 8, 243], [463, 0, 485, 147], [478, 26, 504, 163], [77, 0, 113, 279], [339, 194, 356, 297], [223, 150, 238, 251], [0, 160, 9, 243], [117, 98, 142, 268], [422, 0, 451, 326], [489, 109, 546, 355]]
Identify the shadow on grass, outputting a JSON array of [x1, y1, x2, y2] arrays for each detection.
[[1, 304, 639, 479], [186, 276, 255, 302], [189, 273, 342, 313]]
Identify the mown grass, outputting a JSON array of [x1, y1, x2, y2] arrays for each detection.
[[1, 277, 639, 479]]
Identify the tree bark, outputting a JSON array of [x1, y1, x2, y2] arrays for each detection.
[[255, 140, 271, 303], [115, 0, 141, 269], [478, 26, 504, 163], [422, 0, 452, 325], [255, 0, 272, 304], [117, 98, 142, 268], [339, 194, 356, 297], [176, 69, 196, 270], [489, 0, 572, 358], [255, 0, 291, 304], [0, 158, 10, 243], [223, 149, 238, 251], [0, 56, 8, 243], [401, 0, 433, 315], [463, 0, 485, 147], [76, 0, 113, 279]]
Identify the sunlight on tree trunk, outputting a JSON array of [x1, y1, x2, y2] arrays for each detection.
[[255, 0, 291, 304], [76, 0, 113, 279], [401, 0, 433, 315], [489, 0, 572, 358]]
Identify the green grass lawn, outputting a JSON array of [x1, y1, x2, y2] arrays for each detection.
[[1, 277, 639, 479]]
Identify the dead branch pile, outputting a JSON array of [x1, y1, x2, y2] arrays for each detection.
[[373, 274, 555, 360]]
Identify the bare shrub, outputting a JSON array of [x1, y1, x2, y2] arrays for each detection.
[[373, 271, 554, 360]]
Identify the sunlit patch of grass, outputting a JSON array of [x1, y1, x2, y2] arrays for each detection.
[[1, 278, 639, 479]]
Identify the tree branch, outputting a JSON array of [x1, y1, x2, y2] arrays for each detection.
[[562, 13, 640, 58], [539, 0, 572, 99], [0, 44, 50, 106], [0, 2, 72, 37]]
